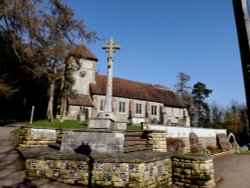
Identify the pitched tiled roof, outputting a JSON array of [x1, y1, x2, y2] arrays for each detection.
[[68, 94, 93, 107], [70, 44, 98, 61], [90, 74, 186, 108]]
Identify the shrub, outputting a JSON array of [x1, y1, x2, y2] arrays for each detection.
[[206, 145, 218, 153], [190, 145, 202, 153], [166, 137, 185, 153]]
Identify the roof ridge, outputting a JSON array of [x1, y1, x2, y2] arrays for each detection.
[[96, 73, 168, 88], [70, 44, 98, 61]]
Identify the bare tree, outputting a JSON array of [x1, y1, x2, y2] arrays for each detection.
[[175, 72, 192, 112], [0, 0, 97, 121]]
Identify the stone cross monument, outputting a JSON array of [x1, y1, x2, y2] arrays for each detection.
[[88, 38, 125, 130], [101, 38, 121, 120]]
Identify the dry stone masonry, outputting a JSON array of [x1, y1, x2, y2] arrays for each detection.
[[172, 154, 215, 188], [148, 131, 167, 152], [18, 127, 217, 187], [21, 148, 173, 188], [19, 128, 57, 147]]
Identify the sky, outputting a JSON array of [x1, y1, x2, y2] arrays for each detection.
[[65, 0, 247, 108]]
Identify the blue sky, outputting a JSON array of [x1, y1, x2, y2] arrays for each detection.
[[65, 0, 246, 108]]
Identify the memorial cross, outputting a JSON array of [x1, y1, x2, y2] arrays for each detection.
[[102, 38, 121, 114]]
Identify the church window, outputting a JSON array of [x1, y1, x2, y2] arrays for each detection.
[[119, 102, 126, 113], [100, 99, 105, 111], [135, 103, 142, 114], [151, 105, 157, 116]]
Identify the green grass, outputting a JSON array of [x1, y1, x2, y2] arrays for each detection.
[[30, 119, 87, 129], [237, 150, 250, 155], [29, 119, 143, 131], [11, 127, 22, 134], [126, 125, 143, 131]]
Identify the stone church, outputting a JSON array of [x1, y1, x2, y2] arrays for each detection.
[[59, 44, 190, 126]]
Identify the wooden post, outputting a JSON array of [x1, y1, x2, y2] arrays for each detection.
[[30, 106, 35, 124]]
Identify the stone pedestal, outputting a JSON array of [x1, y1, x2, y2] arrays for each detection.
[[88, 118, 127, 131], [60, 129, 124, 154]]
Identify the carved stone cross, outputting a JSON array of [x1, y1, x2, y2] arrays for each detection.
[[102, 38, 120, 117], [102, 38, 121, 64]]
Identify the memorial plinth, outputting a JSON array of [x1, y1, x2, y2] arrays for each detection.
[[63, 38, 126, 154], [60, 129, 124, 154]]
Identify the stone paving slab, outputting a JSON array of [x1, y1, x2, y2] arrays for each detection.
[[18, 146, 171, 163]]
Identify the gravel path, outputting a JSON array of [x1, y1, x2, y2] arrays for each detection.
[[214, 154, 250, 188], [0, 124, 26, 187]]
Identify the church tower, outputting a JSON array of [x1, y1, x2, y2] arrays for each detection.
[[69, 44, 98, 95], [61, 44, 98, 120]]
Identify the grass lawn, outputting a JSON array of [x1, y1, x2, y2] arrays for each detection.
[[238, 150, 250, 155], [29, 119, 143, 131], [30, 119, 87, 129]]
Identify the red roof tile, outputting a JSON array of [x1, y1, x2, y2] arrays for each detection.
[[70, 44, 98, 61], [68, 94, 93, 107], [90, 74, 186, 108]]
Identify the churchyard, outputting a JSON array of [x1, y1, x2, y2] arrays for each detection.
[[5, 37, 238, 188], [8, 116, 236, 188]]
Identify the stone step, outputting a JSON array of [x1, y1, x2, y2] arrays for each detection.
[[124, 140, 147, 147], [124, 145, 152, 153], [125, 131, 144, 137], [124, 137, 147, 141], [49, 143, 61, 150]]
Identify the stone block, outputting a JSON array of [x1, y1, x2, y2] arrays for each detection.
[[88, 118, 114, 129], [120, 163, 129, 172], [114, 181, 127, 187], [77, 180, 88, 185], [61, 131, 124, 154], [45, 169, 53, 178], [57, 178, 75, 184], [26, 169, 37, 177], [77, 170, 88, 180]]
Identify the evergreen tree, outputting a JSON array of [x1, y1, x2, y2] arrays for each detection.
[[191, 82, 212, 127], [211, 104, 223, 128]]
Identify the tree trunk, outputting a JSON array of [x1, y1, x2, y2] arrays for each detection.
[[47, 81, 55, 122], [60, 96, 67, 123], [46, 61, 58, 122], [59, 72, 66, 123]]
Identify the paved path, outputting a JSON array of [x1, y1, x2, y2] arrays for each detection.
[[0, 124, 83, 188], [214, 154, 250, 188], [0, 124, 26, 187]]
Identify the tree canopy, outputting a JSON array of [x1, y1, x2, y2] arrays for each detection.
[[0, 0, 97, 120]]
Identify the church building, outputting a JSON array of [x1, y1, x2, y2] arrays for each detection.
[[59, 44, 190, 126]]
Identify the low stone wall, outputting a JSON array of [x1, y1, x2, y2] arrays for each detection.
[[146, 125, 227, 152], [19, 128, 57, 147], [147, 131, 167, 152], [19, 146, 216, 188], [172, 154, 215, 188], [21, 148, 172, 187]]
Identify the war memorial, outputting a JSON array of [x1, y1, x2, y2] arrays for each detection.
[[15, 38, 238, 188]]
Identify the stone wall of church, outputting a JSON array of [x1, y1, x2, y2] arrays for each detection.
[[92, 95, 167, 124], [71, 59, 96, 95], [163, 106, 188, 126]]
